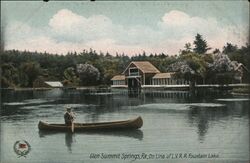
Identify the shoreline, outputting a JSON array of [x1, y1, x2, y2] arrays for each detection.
[[0, 84, 249, 95]]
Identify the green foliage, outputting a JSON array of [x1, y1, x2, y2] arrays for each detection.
[[0, 37, 249, 88], [179, 53, 207, 83], [193, 34, 211, 54], [20, 62, 41, 87], [212, 48, 220, 54], [76, 63, 100, 86], [223, 43, 238, 54], [63, 67, 79, 86], [215, 72, 234, 85], [1, 63, 19, 88], [180, 43, 192, 55], [227, 44, 250, 72]]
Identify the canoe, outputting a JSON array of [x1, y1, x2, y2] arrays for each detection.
[[38, 116, 143, 132]]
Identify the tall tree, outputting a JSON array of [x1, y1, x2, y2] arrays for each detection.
[[193, 34, 211, 54]]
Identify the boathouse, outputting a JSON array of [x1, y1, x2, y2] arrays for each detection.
[[111, 61, 190, 88], [123, 61, 160, 88]]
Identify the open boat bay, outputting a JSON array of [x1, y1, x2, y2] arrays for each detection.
[[0, 89, 249, 163]]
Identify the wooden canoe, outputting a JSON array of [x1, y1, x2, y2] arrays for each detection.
[[38, 116, 143, 132]]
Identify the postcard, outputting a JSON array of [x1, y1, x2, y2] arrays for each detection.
[[0, 0, 249, 163]]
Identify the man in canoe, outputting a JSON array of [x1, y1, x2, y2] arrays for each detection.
[[64, 107, 75, 125]]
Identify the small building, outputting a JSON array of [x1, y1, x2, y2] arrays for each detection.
[[233, 63, 249, 83], [44, 81, 63, 88], [152, 73, 189, 85], [111, 75, 126, 87]]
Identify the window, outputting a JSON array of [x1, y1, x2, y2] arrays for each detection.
[[129, 68, 139, 76]]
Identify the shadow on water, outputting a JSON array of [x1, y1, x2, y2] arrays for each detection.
[[65, 132, 74, 153], [38, 129, 143, 152], [39, 129, 143, 141]]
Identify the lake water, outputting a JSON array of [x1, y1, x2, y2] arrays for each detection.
[[0, 89, 249, 163]]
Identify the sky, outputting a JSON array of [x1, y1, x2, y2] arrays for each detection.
[[1, 1, 249, 56]]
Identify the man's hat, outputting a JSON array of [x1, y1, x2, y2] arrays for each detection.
[[66, 107, 72, 111]]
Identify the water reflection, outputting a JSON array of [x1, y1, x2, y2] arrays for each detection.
[[84, 113, 101, 123], [39, 130, 143, 141], [187, 101, 249, 142], [87, 130, 144, 140], [188, 108, 209, 142], [65, 132, 74, 153], [128, 89, 141, 98], [38, 129, 143, 153]]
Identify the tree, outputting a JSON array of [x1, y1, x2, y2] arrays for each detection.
[[1, 63, 19, 88], [63, 67, 79, 86], [193, 34, 211, 54], [76, 63, 100, 86], [213, 48, 220, 54], [167, 53, 207, 88], [210, 53, 239, 84], [180, 43, 192, 55], [20, 62, 41, 87], [222, 43, 238, 54]]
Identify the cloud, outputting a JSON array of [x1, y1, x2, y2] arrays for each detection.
[[4, 9, 248, 56], [158, 10, 248, 50], [49, 9, 115, 43]]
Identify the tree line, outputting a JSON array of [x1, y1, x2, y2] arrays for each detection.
[[1, 34, 249, 88]]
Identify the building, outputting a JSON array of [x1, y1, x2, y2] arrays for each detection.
[[111, 75, 126, 87], [233, 63, 249, 83], [43, 81, 63, 88], [152, 73, 189, 85], [33, 80, 63, 88], [123, 61, 160, 88], [111, 61, 188, 88]]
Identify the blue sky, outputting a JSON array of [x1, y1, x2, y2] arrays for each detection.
[[1, 1, 249, 55]]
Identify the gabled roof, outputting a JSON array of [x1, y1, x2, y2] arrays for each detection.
[[111, 75, 125, 81], [123, 61, 160, 74], [152, 73, 175, 79], [45, 81, 63, 87], [234, 63, 249, 72]]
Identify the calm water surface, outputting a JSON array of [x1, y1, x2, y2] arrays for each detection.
[[0, 89, 249, 163]]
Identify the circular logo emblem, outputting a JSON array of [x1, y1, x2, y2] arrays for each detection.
[[13, 140, 31, 158]]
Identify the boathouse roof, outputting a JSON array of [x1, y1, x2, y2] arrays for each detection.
[[111, 75, 125, 81], [152, 73, 175, 79], [45, 81, 63, 88], [123, 61, 160, 74]]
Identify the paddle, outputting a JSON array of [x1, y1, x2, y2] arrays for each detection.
[[70, 110, 76, 133], [71, 120, 74, 133]]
